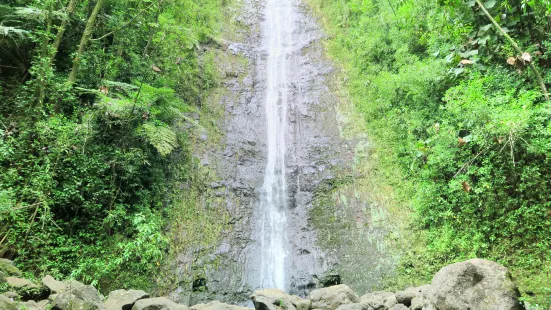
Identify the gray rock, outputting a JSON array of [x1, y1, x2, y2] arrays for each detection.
[[0, 295, 17, 310], [105, 289, 150, 310], [0, 259, 22, 278], [3, 291, 19, 300], [51, 283, 104, 310], [251, 289, 307, 310], [42, 275, 66, 294], [190, 300, 252, 310], [334, 303, 371, 310], [360, 292, 396, 309], [425, 258, 523, 310], [6, 277, 37, 289], [391, 305, 408, 310], [409, 297, 423, 310], [309, 285, 359, 310], [395, 286, 428, 307], [6, 277, 48, 301], [131, 297, 187, 310], [17, 300, 50, 310]]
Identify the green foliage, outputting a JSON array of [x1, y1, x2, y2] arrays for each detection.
[[308, 0, 551, 306], [0, 0, 227, 293]]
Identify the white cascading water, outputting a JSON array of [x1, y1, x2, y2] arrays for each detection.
[[259, 0, 294, 290]]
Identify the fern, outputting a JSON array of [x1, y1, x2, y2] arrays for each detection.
[[140, 123, 178, 156], [0, 25, 29, 38]]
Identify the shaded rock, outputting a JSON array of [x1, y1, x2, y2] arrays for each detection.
[[395, 286, 428, 307], [0, 295, 17, 310], [131, 297, 187, 310], [105, 289, 149, 310], [51, 283, 104, 310], [251, 289, 307, 310], [190, 300, 252, 310], [360, 292, 396, 309], [391, 305, 408, 310], [309, 285, 359, 310], [409, 297, 423, 310], [42, 275, 66, 294], [425, 258, 523, 310]]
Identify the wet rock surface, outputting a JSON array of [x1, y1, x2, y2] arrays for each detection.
[[176, 0, 349, 304]]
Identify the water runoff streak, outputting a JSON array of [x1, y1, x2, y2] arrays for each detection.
[[259, 0, 294, 290]]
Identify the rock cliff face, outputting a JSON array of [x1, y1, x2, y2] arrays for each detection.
[[0, 258, 526, 310], [175, 0, 354, 304]]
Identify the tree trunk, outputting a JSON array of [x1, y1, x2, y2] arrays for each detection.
[[67, 0, 104, 84], [50, 0, 78, 64]]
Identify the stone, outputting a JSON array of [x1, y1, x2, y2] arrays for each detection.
[[42, 275, 66, 294], [391, 305, 408, 310], [309, 285, 359, 310], [334, 303, 371, 310], [6, 277, 48, 301], [190, 300, 252, 310], [0, 295, 17, 310], [6, 277, 37, 289], [131, 297, 187, 310], [51, 283, 104, 310], [3, 291, 19, 300], [409, 297, 423, 310], [17, 300, 50, 310], [105, 289, 150, 310], [360, 291, 396, 309], [251, 289, 307, 310], [0, 259, 22, 277], [425, 258, 524, 310], [395, 286, 428, 307]]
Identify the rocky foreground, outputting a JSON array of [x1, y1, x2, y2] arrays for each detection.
[[1, 258, 524, 310]]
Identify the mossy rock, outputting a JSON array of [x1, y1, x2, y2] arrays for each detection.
[[0, 260, 21, 278]]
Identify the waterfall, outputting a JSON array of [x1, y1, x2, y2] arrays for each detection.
[[259, 0, 294, 290]]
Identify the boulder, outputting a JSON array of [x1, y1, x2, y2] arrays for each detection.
[[390, 305, 407, 310], [360, 291, 396, 309], [190, 300, 252, 310], [131, 297, 187, 310], [251, 289, 308, 310], [51, 283, 104, 310], [105, 289, 150, 310], [425, 259, 523, 310], [409, 297, 423, 310], [6, 277, 48, 301], [394, 286, 429, 307], [0, 259, 22, 278], [42, 275, 66, 294], [3, 291, 19, 300], [309, 285, 359, 310], [0, 295, 17, 310]]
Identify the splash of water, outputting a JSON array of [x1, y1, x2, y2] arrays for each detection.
[[259, 0, 294, 290]]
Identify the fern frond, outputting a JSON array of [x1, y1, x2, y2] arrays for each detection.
[[97, 96, 134, 118], [140, 123, 178, 156], [0, 25, 29, 38]]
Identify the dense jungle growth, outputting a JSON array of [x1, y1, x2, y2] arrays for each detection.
[[307, 0, 551, 307], [0, 0, 226, 292]]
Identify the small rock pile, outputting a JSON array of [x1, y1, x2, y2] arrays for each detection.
[[0, 258, 525, 310]]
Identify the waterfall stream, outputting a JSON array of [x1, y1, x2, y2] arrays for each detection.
[[259, 0, 294, 290]]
